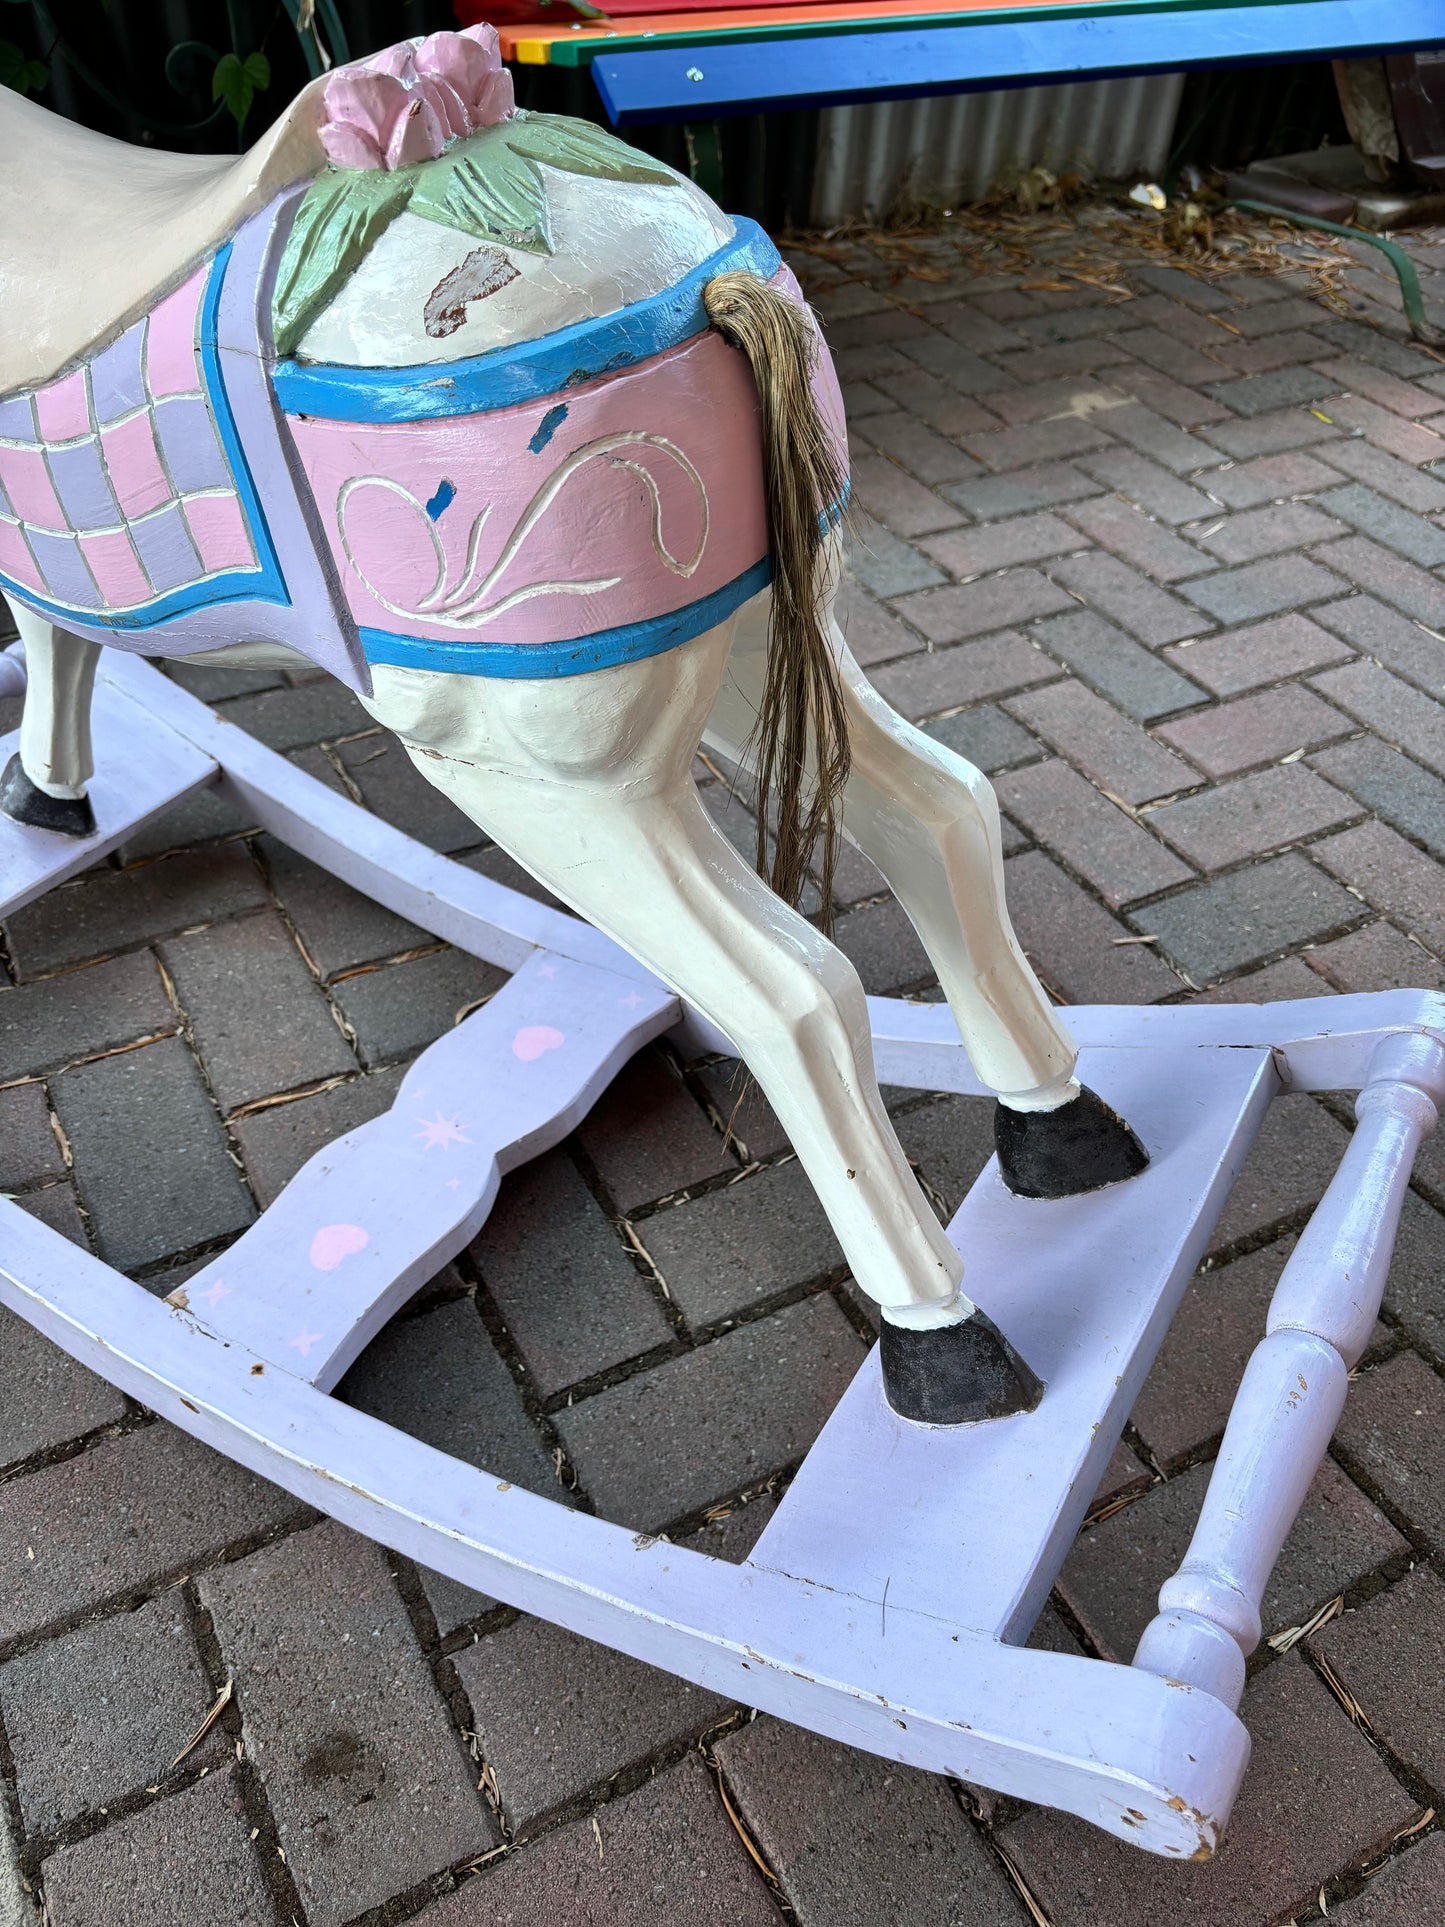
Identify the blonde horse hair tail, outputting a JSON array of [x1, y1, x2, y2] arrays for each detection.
[[703, 270, 850, 931]]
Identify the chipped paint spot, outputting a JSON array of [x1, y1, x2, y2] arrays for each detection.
[[529, 403, 568, 455], [314, 1466, 382, 1504], [166, 1287, 190, 1311], [250, 1364, 264, 1377], [179, 1397, 199, 1413], [424, 246, 520, 339], [425, 479, 456, 522]]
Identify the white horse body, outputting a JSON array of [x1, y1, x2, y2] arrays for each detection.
[[0, 28, 1147, 1423]]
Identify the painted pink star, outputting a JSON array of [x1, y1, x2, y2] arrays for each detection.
[[538, 961, 558, 980], [289, 1329, 323, 1358], [198, 1280, 232, 1310], [414, 1112, 472, 1152], [446, 1177, 461, 1190], [620, 991, 644, 1009]]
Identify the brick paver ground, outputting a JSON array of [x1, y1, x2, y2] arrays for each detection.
[[3, 202, 1445, 1925]]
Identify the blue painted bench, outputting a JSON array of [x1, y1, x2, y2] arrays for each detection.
[[590, 0, 1445, 126]]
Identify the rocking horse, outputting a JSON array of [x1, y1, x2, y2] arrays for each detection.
[[1, 27, 1441, 1860]]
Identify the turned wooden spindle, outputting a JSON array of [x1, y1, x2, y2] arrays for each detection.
[[1133, 1029, 1445, 1709]]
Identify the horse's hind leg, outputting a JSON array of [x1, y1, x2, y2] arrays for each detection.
[[1, 606, 99, 836], [363, 624, 1042, 1425], [704, 594, 1148, 1201]]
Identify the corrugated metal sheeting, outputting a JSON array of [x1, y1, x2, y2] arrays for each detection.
[[810, 73, 1187, 224]]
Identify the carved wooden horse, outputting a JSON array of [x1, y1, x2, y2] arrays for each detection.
[[0, 27, 1146, 1425]]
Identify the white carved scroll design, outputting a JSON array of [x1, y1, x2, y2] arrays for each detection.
[[335, 430, 709, 628]]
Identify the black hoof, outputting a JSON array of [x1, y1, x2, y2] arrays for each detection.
[[880, 1310, 1044, 1425], [995, 1084, 1149, 1200], [0, 754, 95, 837]]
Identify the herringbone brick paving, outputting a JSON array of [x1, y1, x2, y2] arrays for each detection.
[[3, 204, 1445, 1925]]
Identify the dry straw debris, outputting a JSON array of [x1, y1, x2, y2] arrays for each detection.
[[170, 1677, 233, 1768], [787, 185, 1371, 326]]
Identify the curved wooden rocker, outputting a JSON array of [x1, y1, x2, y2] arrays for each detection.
[[2, 646, 1441, 1860], [2, 27, 1443, 1860]]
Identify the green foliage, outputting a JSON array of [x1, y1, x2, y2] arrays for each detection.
[[271, 112, 678, 353], [272, 167, 416, 357], [211, 49, 270, 129], [0, 38, 48, 96]]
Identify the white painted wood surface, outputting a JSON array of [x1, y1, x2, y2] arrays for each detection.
[[98, 653, 645, 980]]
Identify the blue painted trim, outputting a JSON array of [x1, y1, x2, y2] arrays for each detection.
[[272, 219, 780, 424], [0, 248, 291, 633], [0, 569, 136, 638], [360, 555, 771, 679], [195, 244, 289, 616], [591, 0, 1445, 124]]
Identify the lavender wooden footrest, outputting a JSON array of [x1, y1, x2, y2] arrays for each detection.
[[2, 657, 1441, 1862]]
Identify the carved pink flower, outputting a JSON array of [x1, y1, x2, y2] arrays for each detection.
[[416, 26, 514, 132], [320, 70, 445, 170], [319, 26, 514, 172]]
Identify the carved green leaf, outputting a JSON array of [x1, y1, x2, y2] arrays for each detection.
[[408, 114, 678, 255], [503, 114, 678, 190], [269, 113, 682, 352], [271, 169, 415, 358], [411, 129, 555, 253]]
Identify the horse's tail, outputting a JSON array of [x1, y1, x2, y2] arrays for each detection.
[[703, 271, 850, 930]]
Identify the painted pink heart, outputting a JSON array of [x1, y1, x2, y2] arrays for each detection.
[[310, 1223, 370, 1272], [512, 1024, 566, 1063]]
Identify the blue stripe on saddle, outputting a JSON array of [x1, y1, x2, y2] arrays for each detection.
[[272, 219, 781, 424], [360, 555, 772, 679]]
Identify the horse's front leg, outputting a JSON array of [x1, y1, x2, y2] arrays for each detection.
[[362, 620, 1041, 1425], [1, 605, 99, 835]]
